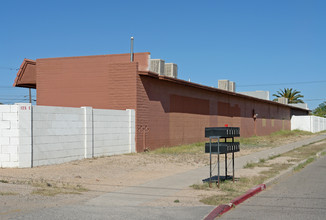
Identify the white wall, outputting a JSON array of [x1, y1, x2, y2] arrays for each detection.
[[93, 109, 134, 156], [291, 115, 326, 133], [0, 104, 19, 168], [0, 104, 135, 168], [32, 106, 85, 167]]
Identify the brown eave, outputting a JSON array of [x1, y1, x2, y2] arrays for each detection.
[[13, 59, 37, 88], [138, 70, 309, 113]]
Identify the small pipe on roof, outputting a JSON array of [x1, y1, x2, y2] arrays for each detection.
[[130, 36, 134, 62]]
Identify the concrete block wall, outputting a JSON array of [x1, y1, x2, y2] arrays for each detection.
[[32, 106, 85, 166], [0, 104, 135, 168], [0, 104, 19, 167], [291, 115, 326, 133], [93, 109, 135, 156], [17, 104, 32, 168]]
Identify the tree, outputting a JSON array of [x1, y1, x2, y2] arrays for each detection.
[[272, 88, 304, 103], [312, 101, 326, 118]]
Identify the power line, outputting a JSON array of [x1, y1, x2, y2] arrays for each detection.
[[304, 98, 326, 101], [0, 66, 19, 71], [0, 96, 35, 100], [0, 95, 29, 97], [238, 80, 326, 87], [0, 87, 34, 89]]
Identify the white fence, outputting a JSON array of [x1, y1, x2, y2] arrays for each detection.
[[0, 104, 135, 168], [291, 115, 326, 133]]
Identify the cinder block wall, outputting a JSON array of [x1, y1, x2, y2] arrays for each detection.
[[0, 105, 19, 167], [0, 104, 135, 168], [93, 109, 135, 156], [32, 106, 85, 166]]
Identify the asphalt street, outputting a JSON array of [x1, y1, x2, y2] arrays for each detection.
[[222, 155, 326, 220]]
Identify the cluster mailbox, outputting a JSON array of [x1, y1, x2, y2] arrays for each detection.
[[204, 127, 240, 187], [205, 127, 240, 138]]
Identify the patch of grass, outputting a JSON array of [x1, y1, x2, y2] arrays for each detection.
[[190, 182, 211, 190], [174, 199, 180, 203], [32, 184, 88, 196], [243, 162, 256, 169], [10, 178, 89, 197], [149, 129, 314, 155], [149, 142, 205, 154], [198, 176, 266, 205], [259, 158, 266, 163], [243, 159, 268, 169], [239, 135, 263, 147], [287, 158, 300, 163], [0, 191, 18, 196], [190, 182, 220, 190], [316, 130, 326, 134], [260, 163, 292, 177], [240, 130, 313, 149], [31, 186, 86, 196], [270, 129, 312, 137], [293, 157, 315, 172], [321, 151, 326, 156], [200, 194, 230, 205], [268, 154, 281, 160], [0, 180, 9, 183], [283, 141, 326, 160]]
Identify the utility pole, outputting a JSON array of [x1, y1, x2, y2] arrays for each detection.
[[29, 88, 32, 104]]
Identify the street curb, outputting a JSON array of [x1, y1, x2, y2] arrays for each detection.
[[204, 204, 232, 220], [230, 184, 266, 206], [204, 147, 326, 220], [204, 184, 265, 220]]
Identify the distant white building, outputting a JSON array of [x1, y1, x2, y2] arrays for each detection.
[[238, 91, 270, 101]]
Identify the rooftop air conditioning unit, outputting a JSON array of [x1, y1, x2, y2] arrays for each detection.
[[228, 81, 236, 92], [218, 80, 236, 92], [164, 63, 178, 78], [150, 59, 165, 75], [218, 80, 230, 91]]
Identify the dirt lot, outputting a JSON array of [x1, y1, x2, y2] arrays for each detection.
[[1, 146, 266, 192], [0, 133, 319, 215]]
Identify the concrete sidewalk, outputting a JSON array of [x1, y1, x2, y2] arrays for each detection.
[[87, 134, 326, 207]]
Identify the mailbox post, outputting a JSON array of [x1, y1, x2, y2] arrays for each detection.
[[204, 127, 240, 188]]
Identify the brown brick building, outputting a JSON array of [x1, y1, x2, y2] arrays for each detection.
[[14, 52, 309, 152]]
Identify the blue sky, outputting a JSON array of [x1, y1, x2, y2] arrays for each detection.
[[0, 0, 325, 109]]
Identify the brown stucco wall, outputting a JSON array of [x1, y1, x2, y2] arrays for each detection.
[[36, 53, 149, 109], [134, 75, 297, 152]]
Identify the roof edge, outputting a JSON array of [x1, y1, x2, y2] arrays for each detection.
[[138, 71, 309, 112], [13, 59, 36, 88], [35, 52, 151, 61]]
